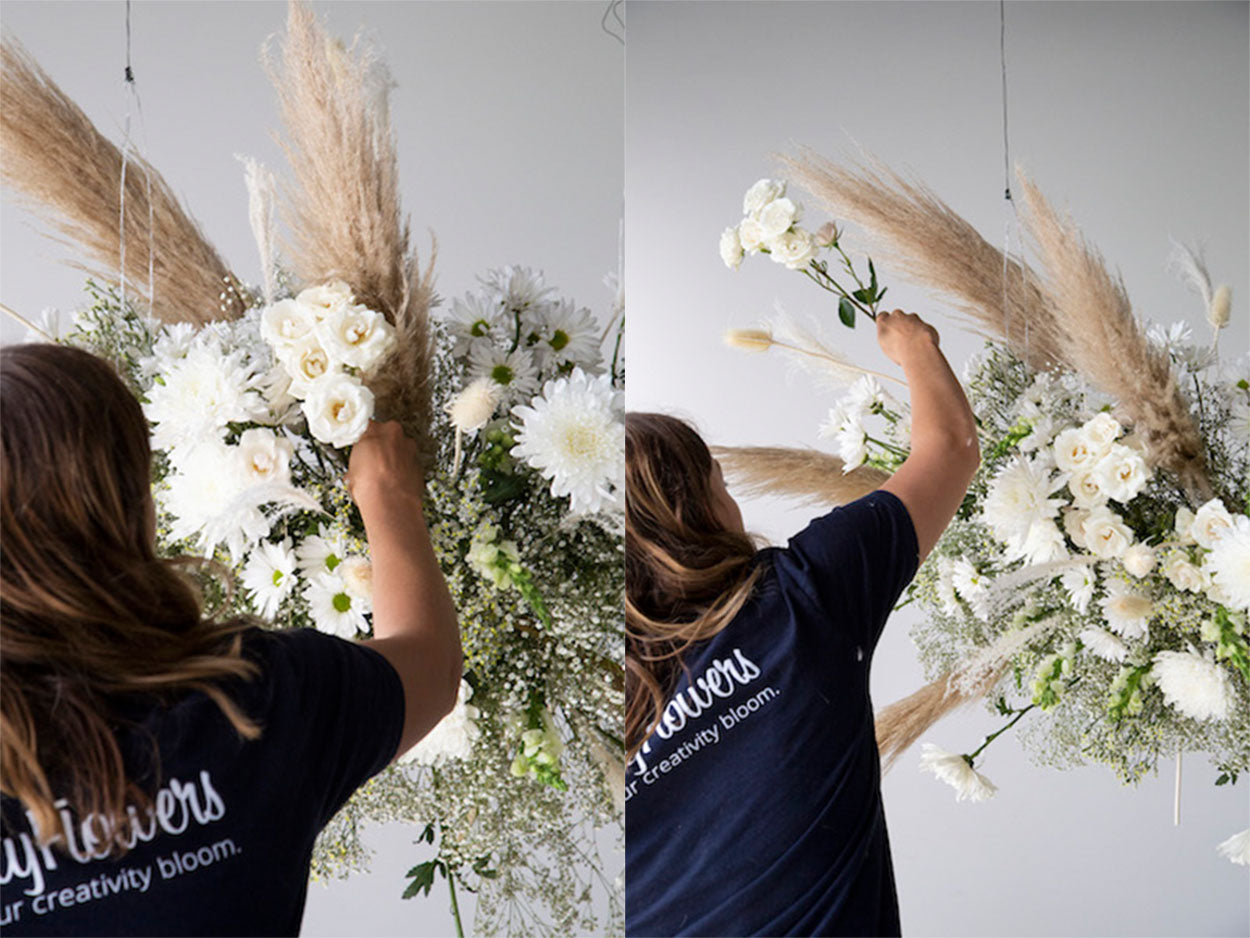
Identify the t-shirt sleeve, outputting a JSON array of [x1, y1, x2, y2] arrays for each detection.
[[772, 488, 920, 654], [255, 628, 407, 829]]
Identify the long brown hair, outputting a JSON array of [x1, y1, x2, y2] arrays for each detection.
[[625, 413, 763, 762], [1, 344, 261, 854]]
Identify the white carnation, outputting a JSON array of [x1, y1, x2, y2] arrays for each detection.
[[755, 197, 799, 240], [301, 373, 374, 447], [919, 744, 997, 803], [720, 226, 744, 269], [1152, 648, 1233, 722], [240, 538, 298, 619], [1204, 514, 1250, 610], [1191, 498, 1235, 550], [511, 368, 624, 515], [1081, 505, 1135, 559], [400, 679, 482, 766], [768, 228, 817, 269], [743, 178, 785, 215]]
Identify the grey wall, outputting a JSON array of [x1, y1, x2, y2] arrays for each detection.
[[0, 1, 623, 934], [626, 2, 1248, 936]]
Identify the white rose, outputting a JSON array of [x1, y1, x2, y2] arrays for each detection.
[[1081, 412, 1122, 452], [1062, 506, 1090, 548], [279, 334, 339, 397], [1081, 505, 1135, 559], [317, 303, 396, 373], [296, 280, 354, 320], [1094, 443, 1150, 503], [236, 428, 293, 485], [339, 556, 374, 602], [260, 298, 316, 351], [768, 228, 818, 270], [1053, 426, 1098, 473], [738, 217, 767, 254], [1162, 552, 1207, 593], [1173, 506, 1196, 544], [1191, 499, 1234, 549], [1121, 543, 1157, 578], [719, 226, 744, 270], [755, 197, 799, 240], [743, 178, 785, 215], [301, 373, 374, 447], [1067, 468, 1107, 508]]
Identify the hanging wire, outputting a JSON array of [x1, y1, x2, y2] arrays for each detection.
[[601, 0, 624, 45], [117, 0, 156, 317]]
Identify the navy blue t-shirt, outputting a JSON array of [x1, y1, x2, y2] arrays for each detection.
[[626, 490, 920, 937], [0, 626, 405, 937]]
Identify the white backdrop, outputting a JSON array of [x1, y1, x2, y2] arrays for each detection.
[[0, 1, 623, 935], [625, 2, 1248, 936]]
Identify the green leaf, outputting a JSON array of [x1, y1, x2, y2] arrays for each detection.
[[1216, 773, 1230, 786], [852, 287, 875, 304], [838, 297, 856, 328], [402, 860, 444, 899], [417, 823, 437, 844], [868, 258, 878, 293], [876, 287, 887, 302]]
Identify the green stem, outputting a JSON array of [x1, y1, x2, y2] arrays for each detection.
[[447, 871, 465, 938], [801, 267, 876, 320], [864, 434, 910, 458], [968, 704, 1035, 761]]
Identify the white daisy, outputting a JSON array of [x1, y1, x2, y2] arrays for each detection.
[[479, 265, 555, 317], [1079, 627, 1129, 663], [241, 539, 298, 619], [919, 744, 997, 803], [305, 571, 368, 638], [1099, 579, 1154, 640], [533, 298, 602, 371], [1152, 648, 1233, 721], [511, 368, 624, 515], [399, 679, 481, 766], [834, 421, 868, 472], [845, 375, 886, 417], [296, 524, 353, 577], [468, 343, 540, 399], [1205, 514, 1250, 610], [446, 291, 503, 358]]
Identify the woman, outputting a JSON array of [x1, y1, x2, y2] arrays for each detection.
[[0, 344, 462, 936], [625, 311, 980, 937]]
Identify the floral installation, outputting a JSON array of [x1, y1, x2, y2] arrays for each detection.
[[719, 164, 1249, 863], [2, 4, 623, 934]]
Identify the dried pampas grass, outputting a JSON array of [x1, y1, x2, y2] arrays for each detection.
[[0, 37, 245, 325], [267, 0, 437, 462], [776, 147, 1066, 372], [1015, 173, 1211, 500], [711, 445, 889, 508], [875, 672, 977, 772]]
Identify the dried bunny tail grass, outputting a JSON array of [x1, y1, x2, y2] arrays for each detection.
[[1015, 172, 1212, 500], [0, 36, 244, 324], [763, 305, 907, 389], [710, 445, 889, 508], [239, 155, 279, 306], [267, 0, 436, 462], [775, 147, 1066, 372]]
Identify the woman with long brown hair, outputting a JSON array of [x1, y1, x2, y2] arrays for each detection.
[[0, 344, 462, 936], [625, 311, 981, 937]]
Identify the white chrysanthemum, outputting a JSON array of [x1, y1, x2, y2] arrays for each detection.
[[1081, 505, 1135, 559], [296, 525, 353, 577], [536, 298, 602, 371], [919, 744, 997, 802], [720, 226, 744, 270], [1094, 443, 1150, 503], [1216, 828, 1250, 866], [982, 456, 1066, 550], [1152, 648, 1233, 721], [301, 373, 374, 447], [1121, 543, 1157, 578], [145, 342, 267, 450], [446, 291, 503, 357], [511, 368, 624, 515], [468, 343, 540, 398], [743, 178, 785, 215], [768, 227, 818, 269], [143, 322, 197, 374], [241, 539, 298, 619], [1079, 627, 1128, 663], [316, 303, 395, 373], [1013, 519, 1069, 565], [1191, 498, 1235, 550], [951, 559, 988, 601], [1099, 579, 1153, 640], [235, 428, 293, 486], [845, 375, 886, 416], [446, 377, 503, 434], [833, 421, 868, 472], [1205, 514, 1250, 610], [305, 571, 368, 638], [260, 298, 316, 352], [162, 439, 267, 558], [1061, 565, 1096, 613], [400, 679, 482, 766], [277, 333, 340, 398], [295, 280, 353, 320]]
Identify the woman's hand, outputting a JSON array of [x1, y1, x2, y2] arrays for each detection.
[[345, 420, 424, 511], [875, 308, 940, 367]]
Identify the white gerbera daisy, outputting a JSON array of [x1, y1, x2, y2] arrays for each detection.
[[241, 539, 298, 619], [1205, 514, 1250, 610], [446, 291, 503, 357], [1079, 626, 1128, 663], [399, 679, 482, 766], [919, 744, 997, 802], [982, 455, 1066, 551], [511, 368, 624, 515], [468, 343, 540, 398], [1216, 828, 1250, 866], [1099, 579, 1154, 640], [145, 342, 267, 450], [1152, 648, 1233, 721], [534, 297, 602, 371], [305, 571, 368, 638]]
